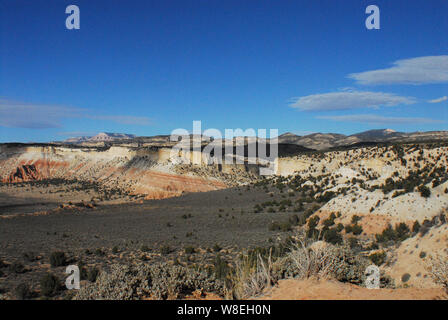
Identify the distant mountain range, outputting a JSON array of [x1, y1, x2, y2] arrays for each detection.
[[277, 129, 448, 150], [63, 132, 136, 143], [60, 129, 448, 150]]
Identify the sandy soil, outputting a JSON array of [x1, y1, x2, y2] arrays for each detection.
[[258, 278, 448, 300]]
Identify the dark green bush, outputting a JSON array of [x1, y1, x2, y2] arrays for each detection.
[[401, 273, 411, 283], [87, 268, 99, 282], [412, 220, 421, 233], [14, 283, 32, 299], [184, 246, 195, 254], [351, 224, 363, 235], [40, 273, 60, 297], [50, 251, 67, 267], [23, 251, 38, 262], [323, 228, 343, 245], [418, 185, 431, 198], [214, 254, 229, 280], [160, 245, 173, 255], [368, 251, 386, 266], [9, 262, 26, 274]]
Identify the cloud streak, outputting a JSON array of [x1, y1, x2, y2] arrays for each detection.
[[428, 96, 448, 103], [289, 90, 416, 111], [317, 114, 444, 124], [0, 99, 151, 129], [348, 55, 448, 85]]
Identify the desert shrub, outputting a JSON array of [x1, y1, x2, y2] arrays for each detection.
[[322, 213, 336, 227], [351, 215, 362, 224], [395, 222, 411, 241], [95, 248, 105, 256], [401, 273, 411, 283], [307, 216, 320, 229], [268, 222, 280, 231], [376, 223, 409, 244], [345, 224, 353, 233], [74, 262, 225, 300], [14, 283, 32, 300], [213, 254, 229, 280], [336, 223, 344, 232], [412, 221, 421, 233], [351, 224, 363, 235], [427, 254, 448, 290], [419, 251, 427, 259], [418, 185, 431, 198], [289, 214, 299, 226], [347, 237, 361, 250], [9, 262, 26, 274], [368, 251, 387, 266], [50, 251, 67, 267], [184, 246, 195, 254], [23, 251, 38, 262], [323, 228, 343, 245], [40, 273, 61, 297], [77, 261, 88, 280], [87, 267, 99, 282], [160, 246, 173, 255], [269, 221, 292, 232]]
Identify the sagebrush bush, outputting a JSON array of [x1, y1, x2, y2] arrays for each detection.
[[23, 251, 38, 262], [9, 262, 26, 274], [40, 273, 60, 297], [74, 262, 225, 300], [87, 267, 100, 282], [50, 251, 67, 267], [14, 283, 32, 300]]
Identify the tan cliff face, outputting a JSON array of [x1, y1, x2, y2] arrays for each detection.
[[0, 145, 232, 200]]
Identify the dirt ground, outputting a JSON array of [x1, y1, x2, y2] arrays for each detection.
[[258, 278, 448, 300]]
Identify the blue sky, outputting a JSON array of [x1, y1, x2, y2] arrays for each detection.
[[0, 0, 447, 142]]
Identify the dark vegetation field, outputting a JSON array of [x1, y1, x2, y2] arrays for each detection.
[[0, 179, 322, 299]]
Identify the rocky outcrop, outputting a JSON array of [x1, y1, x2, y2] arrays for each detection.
[[0, 144, 234, 199], [5, 164, 41, 183]]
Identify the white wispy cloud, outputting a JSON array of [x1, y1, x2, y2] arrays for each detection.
[[289, 90, 416, 111], [0, 99, 151, 129], [317, 114, 444, 124], [0, 100, 85, 129], [348, 55, 448, 85], [428, 96, 448, 103]]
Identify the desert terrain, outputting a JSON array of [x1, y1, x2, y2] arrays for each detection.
[[0, 131, 447, 300]]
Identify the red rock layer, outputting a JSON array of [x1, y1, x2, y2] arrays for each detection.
[[1, 158, 227, 200]]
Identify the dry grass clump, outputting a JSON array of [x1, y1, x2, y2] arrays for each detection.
[[229, 231, 369, 299], [230, 251, 275, 299], [283, 241, 345, 279]]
